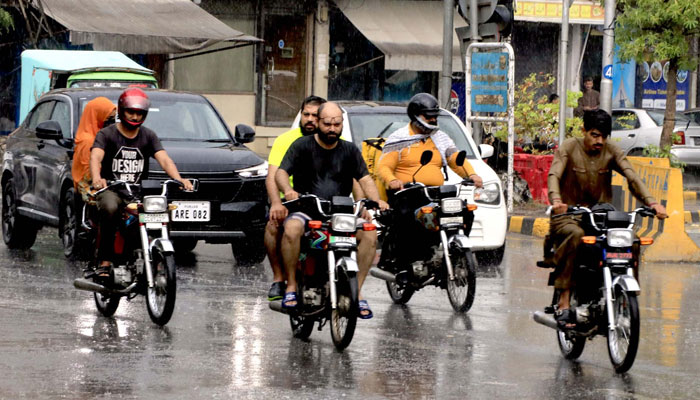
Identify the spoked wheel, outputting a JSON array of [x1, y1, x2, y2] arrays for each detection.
[[330, 269, 359, 351], [94, 291, 121, 317], [607, 288, 640, 373], [2, 178, 39, 249], [146, 250, 177, 326], [557, 329, 586, 360], [386, 280, 415, 304], [446, 250, 477, 312]]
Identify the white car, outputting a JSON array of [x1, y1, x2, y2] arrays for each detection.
[[293, 101, 507, 266], [611, 108, 700, 160]]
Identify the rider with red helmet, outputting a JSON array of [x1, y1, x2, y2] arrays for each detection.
[[90, 88, 193, 278]]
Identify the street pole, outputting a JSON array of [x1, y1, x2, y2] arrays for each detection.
[[440, 0, 455, 107], [558, 0, 571, 146], [600, 0, 615, 113]]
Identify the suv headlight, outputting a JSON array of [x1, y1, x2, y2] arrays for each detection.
[[143, 196, 167, 213], [236, 161, 268, 178], [474, 182, 501, 205], [441, 198, 463, 214], [331, 214, 357, 233], [607, 229, 634, 247]]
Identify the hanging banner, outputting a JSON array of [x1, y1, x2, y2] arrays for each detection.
[[641, 60, 690, 111], [612, 47, 635, 108]]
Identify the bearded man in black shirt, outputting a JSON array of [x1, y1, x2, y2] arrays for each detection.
[[275, 102, 389, 318]]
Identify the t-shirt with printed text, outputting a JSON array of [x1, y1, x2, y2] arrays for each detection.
[[91, 124, 164, 184]]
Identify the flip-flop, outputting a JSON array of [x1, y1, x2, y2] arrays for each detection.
[[358, 299, 373, 319], [282, 292, 298, 309], [268, 281, 286, 301]]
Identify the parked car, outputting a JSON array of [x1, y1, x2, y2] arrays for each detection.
[[675, 108, 700, 168], [2, 87, 268, 265], [611, 108, 700, 163], [292, 101, 507, 266]]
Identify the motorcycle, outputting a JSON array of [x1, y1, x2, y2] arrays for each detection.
[[533, 204, 656, 373], [73, 178, 197, 326], [269, 194, 378, 350], [370, 150, 478, 312]]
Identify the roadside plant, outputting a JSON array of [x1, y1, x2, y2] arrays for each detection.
[[643, 133, 686, 169], [0, 8, 13, 33]]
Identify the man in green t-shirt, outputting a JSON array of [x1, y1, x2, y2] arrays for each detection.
[[265, 95, 327, 300]]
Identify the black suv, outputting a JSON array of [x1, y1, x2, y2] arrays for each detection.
[[1, 88, 268, 265]]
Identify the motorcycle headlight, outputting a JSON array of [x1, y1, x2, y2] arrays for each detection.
[[143, 196, 167, 213], [607, 229, 634, 247], [474, 182, 501, 205], [331, 214, 357, 233], [236, 161, 268, 178], [441, 198, 463, 214]]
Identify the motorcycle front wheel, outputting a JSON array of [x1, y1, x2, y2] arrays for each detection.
[[146, 249, 177, 326], [330, 268, 358, 351], [94, 292, 121, 317], [446, 250, 477, 312], [607, 288, 640, 373]]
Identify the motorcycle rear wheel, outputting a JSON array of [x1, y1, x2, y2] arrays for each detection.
[[146, 250, 177, 326], [607, 289, 640, 373], [557, 329, 586, 360], [94, 292, 121, 317], [446, 250, 477, 312], [290, 314, 315, 340], [386, 280, 415, 304], [330, 269, 358, 351]]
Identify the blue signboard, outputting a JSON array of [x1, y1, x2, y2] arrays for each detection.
[[449, 81, 466, 122], [470, 52, 508, 113], [612, 47, 635, 108], [641, 60, 689, 110]]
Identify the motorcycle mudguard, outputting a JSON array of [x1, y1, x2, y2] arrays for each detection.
[[448, 234, 471, 250], [612, 275, 640, 293], [151, 238, 175, 255], [337, 256, 359, 272]]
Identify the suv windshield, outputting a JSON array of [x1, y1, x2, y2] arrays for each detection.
[[348, 113, 476, 158], [80, 97, 232, 141]]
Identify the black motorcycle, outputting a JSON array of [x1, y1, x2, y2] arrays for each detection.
[[269, 194, 378, 350], [533, 204, 656, 373], [370, 150, 478, 312], [73, 179, 197, 326]]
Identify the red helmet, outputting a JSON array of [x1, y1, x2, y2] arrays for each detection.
[[118, 88, 151, 129]]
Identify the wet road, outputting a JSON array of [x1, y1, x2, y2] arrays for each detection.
[[1, 230, 699, 399]]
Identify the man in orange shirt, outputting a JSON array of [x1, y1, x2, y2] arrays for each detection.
[[377, 93, 483, 189]]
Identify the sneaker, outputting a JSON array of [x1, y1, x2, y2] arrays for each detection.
[[267, 281, 286, 301]]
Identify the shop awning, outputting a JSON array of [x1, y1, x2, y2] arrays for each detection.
[[336, 0, 467, 72], [37, 0, 262, 54]]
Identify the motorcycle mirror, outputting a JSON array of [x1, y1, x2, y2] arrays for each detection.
[[420, 150, 433, 166], [455, 150, 467, 166]]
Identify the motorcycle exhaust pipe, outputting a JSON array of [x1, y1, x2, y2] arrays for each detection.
[[369, 267, 396, 283], [268, 301, 291, 314], [73, 278, 108, 293], [533, 311, 559, 330]]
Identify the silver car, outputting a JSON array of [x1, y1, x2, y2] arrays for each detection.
[[611, 108, 700, 166]]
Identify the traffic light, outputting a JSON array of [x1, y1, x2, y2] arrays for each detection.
[[457, 0, 514, 40]]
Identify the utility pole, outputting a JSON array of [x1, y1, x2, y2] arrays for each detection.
[[558, 0, 572, 146], [439, 0, 455, 107], [600, 0, 615, 113]]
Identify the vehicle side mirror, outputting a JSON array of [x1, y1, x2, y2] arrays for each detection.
[[455, 150, 467, 166], [36, 120, 63, 140], [235, 124, 255, 143], [419, 150, 433, 166], [478, 144, 494, 159]]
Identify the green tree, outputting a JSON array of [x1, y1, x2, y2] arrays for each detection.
[[0, 8, 13, 33], [615, 0, 700, 148]]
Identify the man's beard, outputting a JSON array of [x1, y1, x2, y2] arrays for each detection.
[[318, 131, 339, 145], [300, 121, 316, 136]]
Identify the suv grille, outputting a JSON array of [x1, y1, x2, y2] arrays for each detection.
[[147, 171, 266, 202]]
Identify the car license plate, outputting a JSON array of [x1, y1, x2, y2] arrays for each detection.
[[440, 216, 463, 225], [139, 213, 169, 223], [171, 201, 210, 222], [694, 137, 700, 146], [330, 236, 356, 245]]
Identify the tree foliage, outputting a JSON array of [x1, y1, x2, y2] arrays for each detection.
[[0, 8, 13, 33], [615, 0, 700, 148]]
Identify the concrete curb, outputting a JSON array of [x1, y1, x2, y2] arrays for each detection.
[[685, 210, 700, 225], [684, 191, 700, 202]]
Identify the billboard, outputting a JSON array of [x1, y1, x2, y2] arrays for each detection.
[[641, 60, 690, 111]]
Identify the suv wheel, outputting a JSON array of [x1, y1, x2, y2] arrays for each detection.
[[231, 234, 266, 267], [61, 187, 90, 260], [173, 238, 198, 254], [2, 178, 39, 249]]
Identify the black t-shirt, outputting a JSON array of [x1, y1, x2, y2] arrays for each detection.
[[92, 125, 164, 184], [279, 135, 369, 200]]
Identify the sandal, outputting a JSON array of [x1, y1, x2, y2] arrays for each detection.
[[282, 292, 298, 309], [267, 281, 286, 301], [94, 264, 111, 280], [358, 300, 373, 320], [555, 308, 576, 330]]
